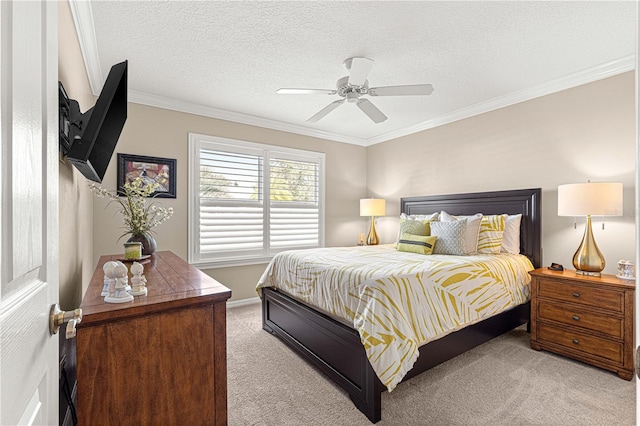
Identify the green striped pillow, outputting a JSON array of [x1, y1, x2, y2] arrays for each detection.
[[397, 233, 437, 255], [396, 217, 435, 246], [477, 214, 507, 254]]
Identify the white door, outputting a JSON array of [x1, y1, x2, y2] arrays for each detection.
[[0, 1, 59, 425], [636, 3, 640, 424]]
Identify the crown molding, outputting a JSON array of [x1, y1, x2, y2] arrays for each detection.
[[364, 55, 635, 146], [128, 91, 368, 146], [70, 3, 634, 148], [68, 0, 103, 95]]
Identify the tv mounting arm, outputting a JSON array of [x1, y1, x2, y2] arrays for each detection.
[[58, 82, 88, 155]]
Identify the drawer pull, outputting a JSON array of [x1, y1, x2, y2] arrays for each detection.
[[572, 292, 580, 298], [572, 315, 580, 321], [572, 339, 580, 345]]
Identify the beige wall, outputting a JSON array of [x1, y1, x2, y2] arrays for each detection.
[[58, 1, 96, 309], [62, 20, 635, 302], [92, 103, 368, 300], [91, 72, 635, 301], [367, 72, 636, 276]]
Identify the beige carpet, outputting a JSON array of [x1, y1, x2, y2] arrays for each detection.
[[227, 303, 635, 425]]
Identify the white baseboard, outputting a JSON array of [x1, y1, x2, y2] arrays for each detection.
[[227, 297, 260, 309]]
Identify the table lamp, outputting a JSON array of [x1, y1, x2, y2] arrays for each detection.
[[558, 182, 623, 276], [360, 198, 386, 245]]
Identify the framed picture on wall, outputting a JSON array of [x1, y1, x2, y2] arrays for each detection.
[[117, 153, 177, 198]]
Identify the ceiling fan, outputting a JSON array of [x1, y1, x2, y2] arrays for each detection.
[[277, 57, 434, 124]]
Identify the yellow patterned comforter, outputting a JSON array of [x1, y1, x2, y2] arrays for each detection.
[[256, 245, 533, 391]]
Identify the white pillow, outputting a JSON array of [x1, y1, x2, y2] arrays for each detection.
[[501, 214, 522, 254], [400, 212, 439, 222], [440, 211, 482, 254]]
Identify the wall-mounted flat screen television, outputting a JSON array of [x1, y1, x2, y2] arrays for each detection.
[[59, 60, 128, 183]]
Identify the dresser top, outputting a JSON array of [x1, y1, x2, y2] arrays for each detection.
[[529, 267, 635, 290], [79, 251, 232, 326]]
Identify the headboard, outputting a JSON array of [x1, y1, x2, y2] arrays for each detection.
[[400, 188, 542, 268]]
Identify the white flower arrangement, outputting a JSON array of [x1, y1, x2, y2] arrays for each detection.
[[89, 177, 174, 239]]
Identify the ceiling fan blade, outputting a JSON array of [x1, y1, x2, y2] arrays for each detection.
[[368, 84, 434, 96], [356, 99, 387, 123], [347, 57, 374, 86], [306, 100, 344, 123], [277, 88, 337, 95]]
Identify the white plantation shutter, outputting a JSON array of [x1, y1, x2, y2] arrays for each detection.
[[198, 147, 265, 256], [270, 204, 319, 247], [270, 157, 320, 249], [200, 203, 264, 253], [189, 134, 324, 266]]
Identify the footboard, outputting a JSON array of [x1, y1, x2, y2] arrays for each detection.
[[262, 286, 531, 423], [262, 287, 384, 422]]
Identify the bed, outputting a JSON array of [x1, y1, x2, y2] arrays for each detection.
[[258, 188, 541, 423]]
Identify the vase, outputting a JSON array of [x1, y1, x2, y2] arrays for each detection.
[[127, 233, 157, 256]]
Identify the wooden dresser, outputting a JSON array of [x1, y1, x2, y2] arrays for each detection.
[[530, 268, 634, 380], [76, 251, 232, 425]]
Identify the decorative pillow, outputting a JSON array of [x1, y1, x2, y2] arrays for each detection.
[[501, 214, 522, 254], [477, 214, 507, 254], [440, 211, 482, 254], [397, 212, 438, 242], [397, 233, 437, 255], [430, 220, 467, 255], [399, 219, 429, 237]]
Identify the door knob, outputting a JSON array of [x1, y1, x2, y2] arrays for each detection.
[[49, 304, 83, 339]]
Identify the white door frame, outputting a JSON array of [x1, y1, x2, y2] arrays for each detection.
[[635, 1, 639, 423]]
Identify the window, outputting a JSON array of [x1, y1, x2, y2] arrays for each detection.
[[188, 133, 325, 267]]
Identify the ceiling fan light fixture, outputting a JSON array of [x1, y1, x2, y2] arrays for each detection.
[[346, 92, 359, 103]]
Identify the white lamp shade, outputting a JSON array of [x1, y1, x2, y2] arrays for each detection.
[[360, 198, 386, 217], [558, 182, 623, 216]]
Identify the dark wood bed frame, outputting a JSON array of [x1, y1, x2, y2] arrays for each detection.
[[262, 188, 542, 423]]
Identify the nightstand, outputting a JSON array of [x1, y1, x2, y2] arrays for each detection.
[[530, 268, 635, 380]]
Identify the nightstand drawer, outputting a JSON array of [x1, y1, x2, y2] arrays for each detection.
[[538, 278, 623, 312], [538, 323, 623, 364], [538, 301, 623, 338]]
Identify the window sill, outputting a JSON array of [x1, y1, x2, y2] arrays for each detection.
[[189, 256, 273, 270]]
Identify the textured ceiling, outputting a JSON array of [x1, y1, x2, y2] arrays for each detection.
[[75, 1, 636, 146]]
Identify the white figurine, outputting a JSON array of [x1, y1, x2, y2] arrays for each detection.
[[129, 261, 148, 296], [115, 261, 131, 292], [102, 261, 118, 296], [104, 262, 134, 303]]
